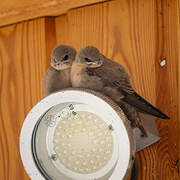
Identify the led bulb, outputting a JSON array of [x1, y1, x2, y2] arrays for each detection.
[[53, 111, 114, 174]]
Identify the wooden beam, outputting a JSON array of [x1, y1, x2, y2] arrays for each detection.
[[0, 0, 107, 27], [0, 17, 57, 179]]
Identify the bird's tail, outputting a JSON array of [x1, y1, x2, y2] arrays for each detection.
[[117, 101, 148, 137], [122, 91, 170, 119]]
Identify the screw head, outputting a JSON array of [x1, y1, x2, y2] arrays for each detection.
[[108, 124, 114, 131], [50, 154, 57, 161]]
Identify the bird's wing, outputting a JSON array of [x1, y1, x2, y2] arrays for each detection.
[[42, 67, 55, 87], [86, 58, 169, 119], [86, 61, 134, 93], [121, 91, 169, 119]]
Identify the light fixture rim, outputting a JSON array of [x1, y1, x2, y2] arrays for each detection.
[[19, 88, 135, 180]]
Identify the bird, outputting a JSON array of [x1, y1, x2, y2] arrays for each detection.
[[71, 46, 169, 137], [42, 45, 76, 96]]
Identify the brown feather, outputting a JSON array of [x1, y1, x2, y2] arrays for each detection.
[[71, 46, 170, 136], [43, 45, 76, 96]]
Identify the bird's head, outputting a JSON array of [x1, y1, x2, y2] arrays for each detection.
[[51, 45, 76, 70], [76, 46, 103, 68]]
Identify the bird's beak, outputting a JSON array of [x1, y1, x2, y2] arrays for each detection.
[[64, 60, 70, 64], [88, 60, 102, 68], [92, 61, 99, 65], [96, 59, 103, 66]]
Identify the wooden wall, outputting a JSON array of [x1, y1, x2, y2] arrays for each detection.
[[0, 0, 179, 179]]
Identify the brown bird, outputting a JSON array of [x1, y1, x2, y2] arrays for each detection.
[[71, 46, 169, 137], [43, 45, 76, 96]]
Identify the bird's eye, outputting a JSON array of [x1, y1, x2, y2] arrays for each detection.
[[62, 55, 69, 61], [85, 57, 93, 63]]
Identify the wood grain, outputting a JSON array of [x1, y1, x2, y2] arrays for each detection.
[[154, 0, 179, 179], [0, 0, 179, 179], [0, 0, 107, 27], [55, 15, 70, 45], [45, 17, 57, 69], [0, 17, 56, 180], [178, 0, 180, 176], [59, 0, 179, 179]]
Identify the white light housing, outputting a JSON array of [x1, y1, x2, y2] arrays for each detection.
[[20, 88, 135, 180]]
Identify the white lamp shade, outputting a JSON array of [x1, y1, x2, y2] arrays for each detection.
[[20, 88, 135, 180]]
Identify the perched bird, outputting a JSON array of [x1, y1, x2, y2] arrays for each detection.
[[71, 46, 169, 136], [43, 45, 76, 96]]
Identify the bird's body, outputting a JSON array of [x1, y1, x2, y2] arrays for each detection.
[[43, 67, 71, 96], [71, 46, 169, 136], [43, 45, 76, 96], [71, 53, 146, 135], [71, 62, 104, 91]]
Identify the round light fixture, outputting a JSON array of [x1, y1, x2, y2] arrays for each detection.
[[20, 88, 135, 180]]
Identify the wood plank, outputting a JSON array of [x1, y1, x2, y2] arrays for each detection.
[[0, 17, 57, 179], [154, 0, 180, 179], [45, 17, 57, 68], [55, 15, 70, 45], [0, 0, 107, 27], [178, 0, 180, 175], [63, 0, 179, 179]]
